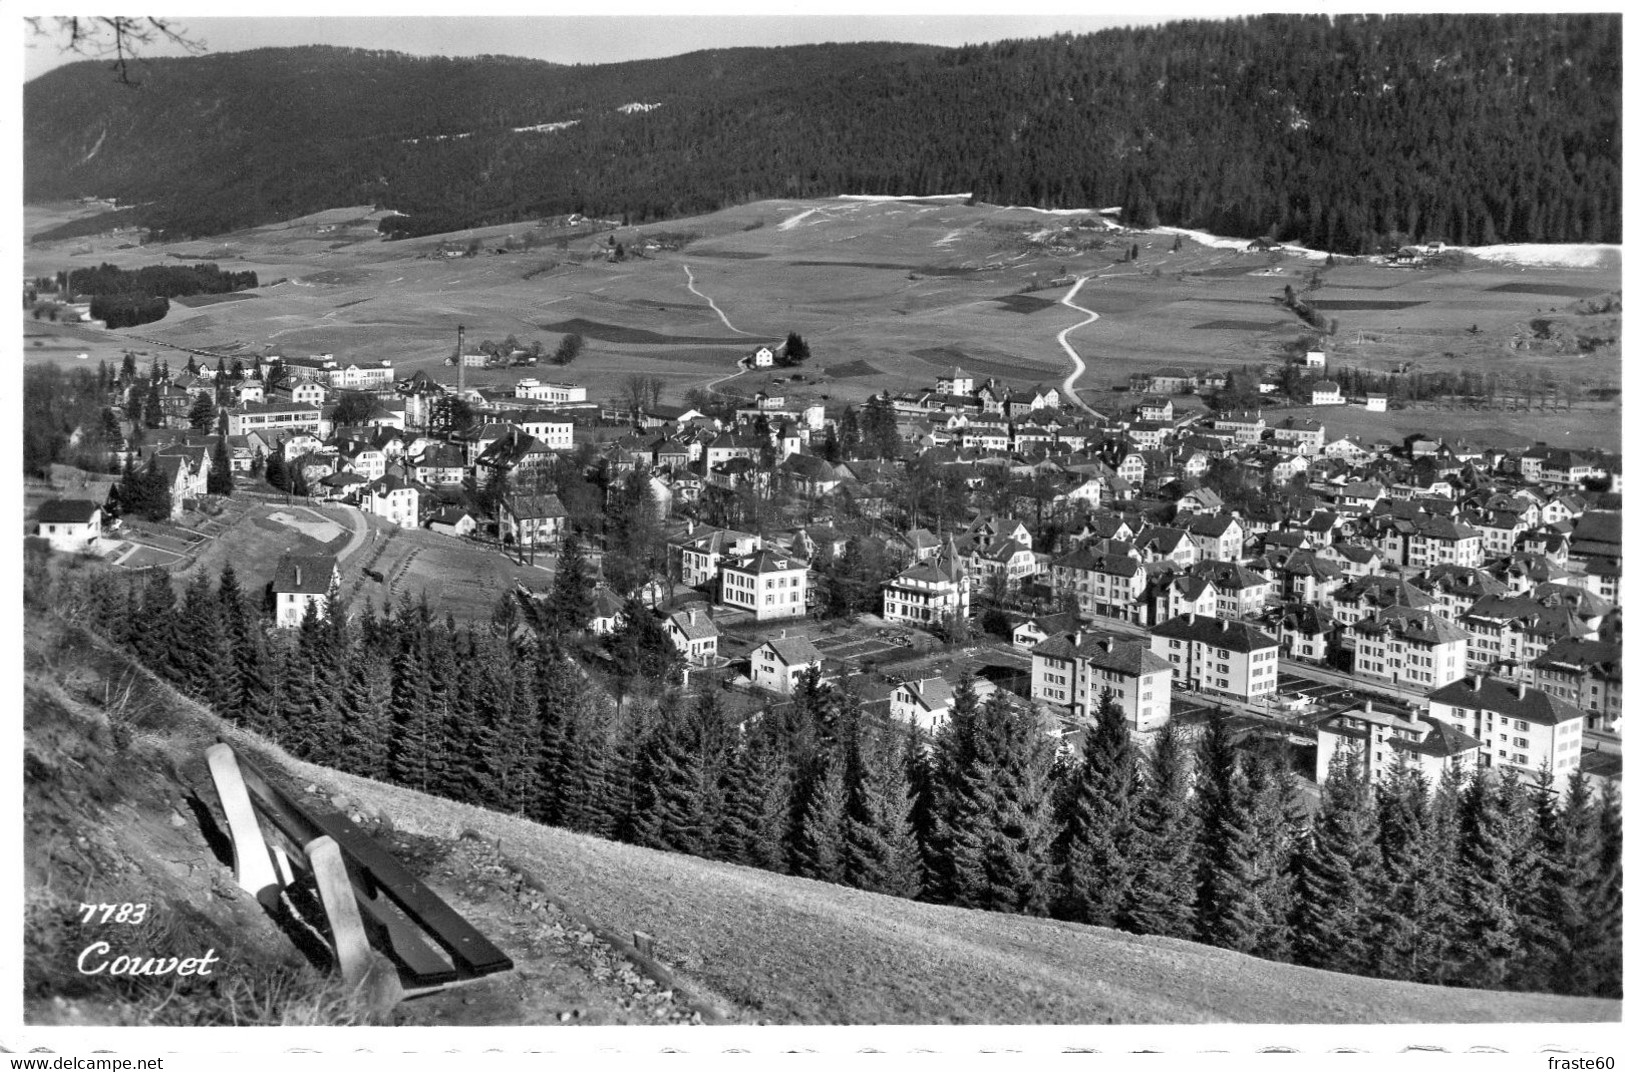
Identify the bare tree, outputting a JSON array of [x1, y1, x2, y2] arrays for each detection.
[[622, 374, 651, 413], [27, 17, 205, 85], [647, 377, 667, 410]]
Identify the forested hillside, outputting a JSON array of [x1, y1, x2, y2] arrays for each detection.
[[24, 13, 1621, 252]]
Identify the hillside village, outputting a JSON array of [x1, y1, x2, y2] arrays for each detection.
[[31, 331, 1624, 800]]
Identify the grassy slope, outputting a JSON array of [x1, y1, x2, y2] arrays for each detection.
[[307, 765, 1620, 1025]]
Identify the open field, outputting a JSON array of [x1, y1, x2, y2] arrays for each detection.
[[307, 755, 1621, 1024], [24, 198, 1621, 447], [1268, 401, 1625, 453]]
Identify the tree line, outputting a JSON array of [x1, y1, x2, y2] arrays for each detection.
[[26, 15, 1620, 252], [32, 560, 1621, 1000]]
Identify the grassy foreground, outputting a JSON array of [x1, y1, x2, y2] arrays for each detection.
[[307, 765, 1621, 1025]]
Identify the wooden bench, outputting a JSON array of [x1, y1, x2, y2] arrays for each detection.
[[206, 743, 512, 992]]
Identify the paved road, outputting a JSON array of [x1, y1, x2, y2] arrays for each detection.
[[331, 503, 368, 565]]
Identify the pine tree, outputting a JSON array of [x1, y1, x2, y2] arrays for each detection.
[[1193, 707, 1241, 945], [548, 532, 593, 632], [334, 645, 391, 781], [1294, 742, 1380, 974], [974, 693, 1056, 916], [844, 713, 923, 899], [792, 748, 848, 884], [1370, 756, 1452, 983], [176, 572, 228, 711], [629, 689, 731, 858], [216, 563, 275, 733], [277, 600, 332, 759], [187, 390, 216, 432], [1055, 693, 1142, 927], [456, 635, 517, 810], [928, 671, 991, 904], [1514, 765, 1583, 994], [717, 712, 793, 873], [1454, 767, 1522, 990], [1123, 721, 1197, 940], [386, 630, 437, 791], [1585, 778, 1623, 998], [207, 435, 234, 496], [134, 568, 181, 682]]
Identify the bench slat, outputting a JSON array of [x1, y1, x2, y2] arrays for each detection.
[[234, 752, 511, 977], [235, 759, 460, 984], [303, 807, 513, 977]]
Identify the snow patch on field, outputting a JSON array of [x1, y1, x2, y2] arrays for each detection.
[[1468, 244, 1620, 269], [995, 203, 1123, 218], [512, 120, 579, 135], [778, 208, 821, 230], [935, 229, 965, 248], [835, 193, 971, 202]]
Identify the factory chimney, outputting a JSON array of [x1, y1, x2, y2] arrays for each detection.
[[457, 324, 466, 397]]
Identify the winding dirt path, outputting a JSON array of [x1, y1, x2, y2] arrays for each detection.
[[1056, 275, 1108, 419], [684, 264, 755, 391]]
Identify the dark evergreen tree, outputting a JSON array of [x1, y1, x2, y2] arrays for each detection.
[[1585, 778, 1623, 998], [207, 435, 234, 496], [844, 708, 923, 899], [186, 390, 216, 432], [1293, 742, 1380, 974], [548, 532, 593, 632], [792, 747, 848, 884], [1193, 708, 1241, 945], [1123, 721, 1197, 940], [1370, 756, 1453, 984], [717, 711, 793, 873], [1054, 693, 1142, 927], [1453, 767, 1522, 990], [176, 571, 227, 711]]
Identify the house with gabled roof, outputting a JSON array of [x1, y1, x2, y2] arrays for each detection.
[[499, 491, 568, 547], [1189, 559, 1271, 621], [1428, 674, 1587, 781], [1352, 606, 1469, 691], [1313, 700, 1480, 790], [890, 675, 963, 733], [35, 499, 102, 553], [1031, 629, 1174, 731], [1532, 638, 1621, 733], [749, 634, 824, 694], [662, 606, 720, 665], [272, 554, 340, 629], [1148, 613, 1278, 703], [720, 549, 809, 621], [362, 474, 422, 529]]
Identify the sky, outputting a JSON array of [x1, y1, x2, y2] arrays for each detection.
[[20, 10, 1167, 82]]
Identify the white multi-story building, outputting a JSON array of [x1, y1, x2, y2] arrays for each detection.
[[515, 380, 588, 405], [883, 556, 971, 626], [1427, 674, 1588, 779], [515, 410, 575, 451], [1351, 606, 1469, 691], [361, 475, 420, 529], [720, 550, 809, 621], [1030, 630, 1174, 732], [1148, 613, 1279, 703], [1313, 700, 1483, 789]]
